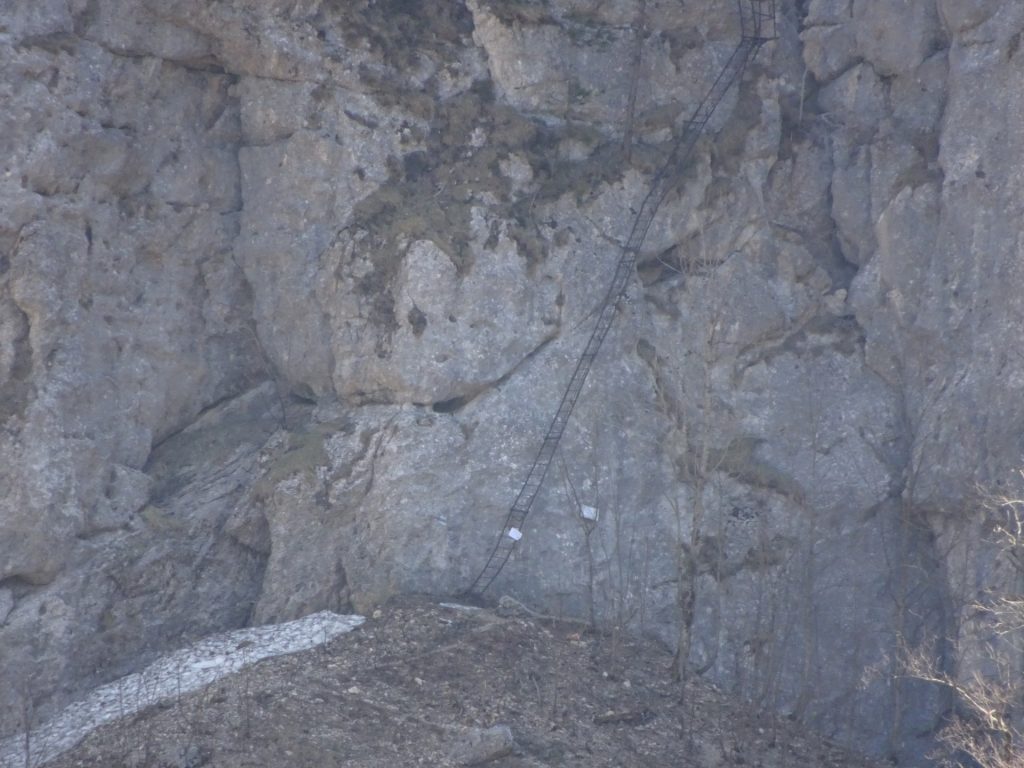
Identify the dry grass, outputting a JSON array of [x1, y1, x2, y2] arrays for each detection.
[[44, 596, 886, 768]]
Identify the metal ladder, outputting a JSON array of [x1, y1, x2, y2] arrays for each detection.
[[466, 1, 776, 596]]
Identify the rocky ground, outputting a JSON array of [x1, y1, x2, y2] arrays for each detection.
[[38, 597, 885, 768]]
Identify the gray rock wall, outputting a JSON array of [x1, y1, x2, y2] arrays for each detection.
[[2, 0, 1022, 760]]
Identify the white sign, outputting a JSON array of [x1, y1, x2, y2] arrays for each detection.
[[507, 527, 523, 541], [580, 505, 598, 521]]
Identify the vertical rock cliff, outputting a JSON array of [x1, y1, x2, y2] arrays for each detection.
[[2, 0, 1022, 760]]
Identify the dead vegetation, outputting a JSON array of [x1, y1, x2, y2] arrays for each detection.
[[44, 597, 885, 768]]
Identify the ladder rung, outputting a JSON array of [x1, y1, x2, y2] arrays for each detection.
[[468, 2, 772, 595]]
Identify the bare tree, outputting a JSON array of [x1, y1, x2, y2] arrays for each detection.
[[903, 647, 1023, 767], [593, 453, 647, 675], [882, 367, 970, 759], [902, 472, 1024, 767], [647, 237, 739, 686], [18, 680, 33, 768], [560, 456, 598, 629]]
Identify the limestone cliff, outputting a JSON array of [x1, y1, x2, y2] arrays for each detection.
[[2, 0, 1023, 761]]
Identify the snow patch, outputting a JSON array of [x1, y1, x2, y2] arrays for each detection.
[[0, 611, 364, 767]]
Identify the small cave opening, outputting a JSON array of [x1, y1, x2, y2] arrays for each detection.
[[432, 395, 469, 414], [407, 305, 428, 336], [289, 383, 318, 404]]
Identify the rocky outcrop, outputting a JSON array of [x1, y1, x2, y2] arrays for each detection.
[[2, 0, 1023, 762]]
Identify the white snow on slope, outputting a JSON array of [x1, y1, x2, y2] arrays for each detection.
[[0, 612, 365, 767]]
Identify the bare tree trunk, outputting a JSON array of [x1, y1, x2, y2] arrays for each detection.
[[673, 543, 698, 683], [673, 482, 705, 684]]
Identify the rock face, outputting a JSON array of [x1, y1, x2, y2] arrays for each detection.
[[2, 0, 1023, 761]]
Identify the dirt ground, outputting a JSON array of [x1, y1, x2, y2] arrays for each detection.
[[43, 596, 887, 768]]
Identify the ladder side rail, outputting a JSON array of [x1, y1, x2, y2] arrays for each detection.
[[473, 239, 640, 586], [468, 9, 770, 595], [508, 331, 607, 512], [470, 514, 525, 593], [739, 0, 776, 41], [473, 539, 515, 593], [471, 544, 514, 593], [738, 0, 754, 38], [753, 0, 777, 41], [621, 39, 754, 256]]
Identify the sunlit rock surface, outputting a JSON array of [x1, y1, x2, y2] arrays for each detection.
[[3, 0, 1024, 761]]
